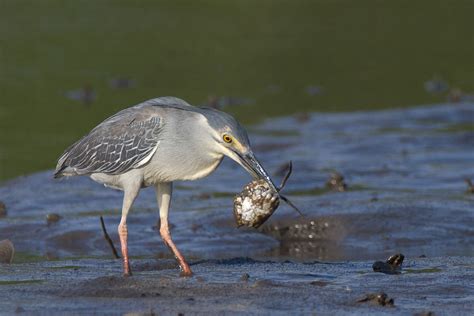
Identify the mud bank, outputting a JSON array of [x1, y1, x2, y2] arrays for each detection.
[[0, 256, 473, 315]]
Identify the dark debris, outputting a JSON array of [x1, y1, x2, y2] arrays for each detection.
[[357, 292, 394, 307], [465, 179, 474, 194], [0, 201, 6, 217], [325, 172, 348, 192], [373, 253, 404, 275]]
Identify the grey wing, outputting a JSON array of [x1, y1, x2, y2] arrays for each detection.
[[55, 109, 163, 177]]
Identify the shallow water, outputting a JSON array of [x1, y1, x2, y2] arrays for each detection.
[[0, 103, 473, 313], [1, 102, 472, 261]]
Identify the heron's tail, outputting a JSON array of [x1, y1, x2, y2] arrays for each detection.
[[54, 148, 73, 179], [54, 165, 80, 178], [53, 168, 65, 179]]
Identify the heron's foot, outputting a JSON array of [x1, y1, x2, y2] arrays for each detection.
[[159, 223, 192, 277], [118, 222, 132, 277], [179, 269, 193, 277], [123, 264, 133, 277], [179, 262, 193, 277]]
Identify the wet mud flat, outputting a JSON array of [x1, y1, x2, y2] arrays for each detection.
[[0, 103, 473, 314], [0, 256, 473, 315]]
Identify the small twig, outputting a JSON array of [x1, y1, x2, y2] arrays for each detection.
[[274, 160, 305, 218], [100, 216, 120, 259], [278, 161, 293, 192], [280, 194, 305, 218]]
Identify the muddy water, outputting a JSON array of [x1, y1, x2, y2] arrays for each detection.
[[0, 103, 473, 314]]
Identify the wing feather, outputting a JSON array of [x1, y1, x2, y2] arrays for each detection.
[[55, 108, 162, 177]]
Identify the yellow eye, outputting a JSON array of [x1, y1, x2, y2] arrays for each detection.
[[223, 134, 233, 143]]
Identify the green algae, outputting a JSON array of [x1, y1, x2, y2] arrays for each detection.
[[49, 265, 81, 270], [0, 280, 44, 286], [438, 123, 474, 133], [405, 268, 443, 274]]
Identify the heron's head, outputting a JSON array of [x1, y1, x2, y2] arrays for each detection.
[[202, 107, 277, 191]]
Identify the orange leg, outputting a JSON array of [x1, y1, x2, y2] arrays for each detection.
[[159, 220, 192, 277], [156, 182, 192, 277], [117, 183, 140, 277], [118, 221, 132, 276]]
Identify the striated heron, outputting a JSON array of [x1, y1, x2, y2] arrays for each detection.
[[54, 96, 276, 276]]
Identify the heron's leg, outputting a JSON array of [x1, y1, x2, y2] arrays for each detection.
[[118, 185, 140, 277], [155, 182, 193, 277]]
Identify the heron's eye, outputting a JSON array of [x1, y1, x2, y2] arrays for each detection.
[[223, 134, 233, 143]]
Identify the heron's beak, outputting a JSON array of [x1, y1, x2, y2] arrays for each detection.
[[234, 150, 278, 192]]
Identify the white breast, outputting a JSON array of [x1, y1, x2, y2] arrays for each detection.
[[142, 150, 223, 186]]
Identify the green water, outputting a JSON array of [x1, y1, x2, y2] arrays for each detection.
[[0, 0, 472, 180]]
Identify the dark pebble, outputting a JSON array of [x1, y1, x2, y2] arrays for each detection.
[[46, 213, 61, 224], [0, 239, 15, 264], [357, 292, 394, 307], [373, 253, 404, 274], [325, 172, 348, 192], [0, 201, 6, 217], [240, 273, 250, 281]]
